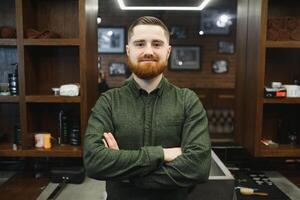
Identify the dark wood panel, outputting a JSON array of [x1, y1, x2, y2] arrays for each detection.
[[22, 0, 79, 38], [24, 46, 80, 95], [0, 0, 16, 28], [265, 48, 300, 86], [0, 103, 19, 144], [267, 0, 300, 17]]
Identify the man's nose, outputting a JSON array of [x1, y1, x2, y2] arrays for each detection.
[[144, 43, 154, 55]]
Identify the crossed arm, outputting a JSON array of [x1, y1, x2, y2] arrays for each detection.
[[102, 132, 182, 162], [84, 91, 211, 189]]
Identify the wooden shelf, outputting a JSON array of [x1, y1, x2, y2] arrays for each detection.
[[0, 143, 82, 157], [23, 39, 80, 46], [264, 98, 300, 104], [265, 41, 300, 48], [0, 39, 17, 46], [25, 95, 80, 103], [260, 144, 300, 157], [0, 96, 19, 103]]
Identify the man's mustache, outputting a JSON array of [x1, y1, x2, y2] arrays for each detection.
[[138, 55, 158, 62]]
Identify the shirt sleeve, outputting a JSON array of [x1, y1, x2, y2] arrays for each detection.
[[83, 93, 164, 181], [131, 90, 211, 189]]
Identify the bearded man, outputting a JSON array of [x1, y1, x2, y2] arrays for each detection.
[[84, 16, 211, 200]]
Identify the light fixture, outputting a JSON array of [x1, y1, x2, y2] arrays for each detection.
[[117, 0, 211, 11], [97, 17, 102, 24]]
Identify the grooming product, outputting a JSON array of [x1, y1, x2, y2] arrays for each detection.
[[34, 133, 51, 148], [69, 124, 80, 146], [52, 87, 60, 95], [59, 110, 69, 144], [13, 124, 21, 145], [59, 84, 80, 96], [8, 64, 18, 96]]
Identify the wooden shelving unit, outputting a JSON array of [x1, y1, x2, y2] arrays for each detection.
[[23, 39, 80, 46], [0, 39, 17, 46], [265, 41, 300, 48], [0, 143, 82, 157], [264, 98, 300, 104], [0, 0, 98, 157], [25, 95, 81, 103], [0, 96, 19, 103], [260, 144, 300, 157], [238, 0, 300, 157]]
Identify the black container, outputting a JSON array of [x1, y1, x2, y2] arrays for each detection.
[[59, 110, 69, 144], [14, 124, 21, 145], [69, 125, 80, 146]]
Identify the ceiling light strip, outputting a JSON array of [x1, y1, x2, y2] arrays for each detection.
[[117, 0, 211, 11]]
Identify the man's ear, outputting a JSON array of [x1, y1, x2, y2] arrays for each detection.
[[167, 45, 172, 59], [126, 45, 130, 56]]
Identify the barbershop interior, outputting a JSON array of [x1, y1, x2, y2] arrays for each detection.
[[0, 0, 300, 199]]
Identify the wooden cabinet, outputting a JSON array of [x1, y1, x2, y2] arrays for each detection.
[[237, 0, 300, 157], [0, 0, 98, 157]]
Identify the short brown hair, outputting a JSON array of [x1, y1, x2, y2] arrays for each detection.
[[128, 16, 170, 42]]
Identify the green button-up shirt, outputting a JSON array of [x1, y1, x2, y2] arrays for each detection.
[[84, 77, 211, 200]]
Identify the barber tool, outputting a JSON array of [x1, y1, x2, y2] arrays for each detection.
[[236, 187, 268, 196]]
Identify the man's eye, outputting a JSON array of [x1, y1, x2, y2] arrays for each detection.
[[153, 42, 162, 47], [135, 43, 144, 47]]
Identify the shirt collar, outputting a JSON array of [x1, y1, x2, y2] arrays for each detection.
[[125, 76, 167, 97]]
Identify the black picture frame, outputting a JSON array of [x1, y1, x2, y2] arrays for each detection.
[[109, 62, 126, 76], [170, 26, 187, 39], [98, 27, 125, 53], [218, 41, 234, 54], [169, 46, 201, 70], [200, 9, 232, 35], [212, 60, 229, 74]]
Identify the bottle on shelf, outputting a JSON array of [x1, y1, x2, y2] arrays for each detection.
[[8, 63, 18, 96], [58, 110, 69, 144]]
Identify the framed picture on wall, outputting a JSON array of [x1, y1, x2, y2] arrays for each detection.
[[170, 26, 187, 39], [212, 60, 229, 74], [98, 27, 125, 53], [170, 46, 201, 70], [218, 41, 234, 54], [200, 9, 232, 35], [109, 62, 126, 76]]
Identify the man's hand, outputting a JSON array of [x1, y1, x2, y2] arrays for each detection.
[[102, 132, 181, 162], [102, 132, 119, 150], [163, 147, 182, 162]]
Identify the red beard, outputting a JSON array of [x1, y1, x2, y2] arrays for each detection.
[[128, 56, 167, 79]]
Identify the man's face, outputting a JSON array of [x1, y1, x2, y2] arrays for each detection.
[[126, 25, 171, 79]]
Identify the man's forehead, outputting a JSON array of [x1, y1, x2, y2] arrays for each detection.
[[131, 25, 167, 40]]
